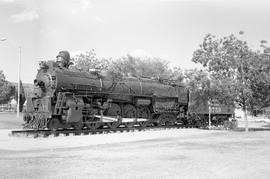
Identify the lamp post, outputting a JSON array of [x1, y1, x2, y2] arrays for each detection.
[[0, 38, 21, 119], [17, 46, 21, 119]]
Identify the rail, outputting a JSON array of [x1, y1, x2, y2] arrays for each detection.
[[10, 124, 194, 138]]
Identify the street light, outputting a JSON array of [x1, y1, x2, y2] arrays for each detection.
[[18, 46, 21, 119], [0, 38, 21, 119]]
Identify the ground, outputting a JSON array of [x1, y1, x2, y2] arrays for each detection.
[[0, 112, 270, 179], [0, 112, 23, 129]]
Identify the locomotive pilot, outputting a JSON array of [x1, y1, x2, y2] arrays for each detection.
[[56, 50, 72, 69]]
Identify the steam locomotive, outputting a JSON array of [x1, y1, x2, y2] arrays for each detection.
[[23, 58, 234, 131]]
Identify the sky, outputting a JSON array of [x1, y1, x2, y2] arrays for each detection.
[[0, 0, 270, 83]]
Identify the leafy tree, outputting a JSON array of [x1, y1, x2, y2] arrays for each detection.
[[110, 54, 173, 80], [184, 69, 211, 103], [184, 68, 234, 104], [71, 49, 110, 72], [70, 50, 183, 83], [248, 41, 270, 110], [192, 32, 255, 131], [0, 70, 15, 104], [169, 67, 185, 82]]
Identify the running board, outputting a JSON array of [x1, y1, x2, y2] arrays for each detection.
[[94, 115, 148, 122]]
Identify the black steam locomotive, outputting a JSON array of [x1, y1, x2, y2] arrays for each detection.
[[23, 55, 234, 131]]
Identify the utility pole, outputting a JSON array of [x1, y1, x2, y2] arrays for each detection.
[[17, 46, 21, 119], [1, 38, 22, 119], [208, 100, 211, 128]]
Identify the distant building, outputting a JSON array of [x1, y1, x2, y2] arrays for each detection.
[[0, 98, 16, 112]]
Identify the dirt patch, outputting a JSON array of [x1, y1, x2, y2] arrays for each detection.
[[1, 113, 270, 178]]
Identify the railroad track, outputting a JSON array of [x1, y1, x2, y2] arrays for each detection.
[[10, 124, 196, 138]]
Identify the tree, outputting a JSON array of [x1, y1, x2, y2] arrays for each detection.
[[110, 54, 175, 80], [169, 67, 185, 82], [0, 70, 14, 104], [184, 69, 210, 102], [70, 50, 185, 83], [249, 41, 270, 109], [71, 49, 110, 72], [192, 33, 255, 131]]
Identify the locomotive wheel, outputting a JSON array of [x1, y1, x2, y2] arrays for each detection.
[[138, 121, 148, 128], [106, 103, 121, 117], [48, 118, 61, 131], [137, 106, 150, 119], [158, 113, 176, 126], [125, 122, 134, 128], [73, 122, 83, 130], [123, 104, 136, 118], [107, 122, 119, 130], [86, 122, 101, 130]]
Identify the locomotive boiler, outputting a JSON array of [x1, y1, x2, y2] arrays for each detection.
[[23, 59, 189, 131]]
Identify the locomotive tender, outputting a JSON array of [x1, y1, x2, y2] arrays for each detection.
[[189, 97, 235, 126], [23, 52, 234, 131]]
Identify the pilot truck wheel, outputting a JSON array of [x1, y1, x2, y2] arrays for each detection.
[[48, 118, 61, 131]]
